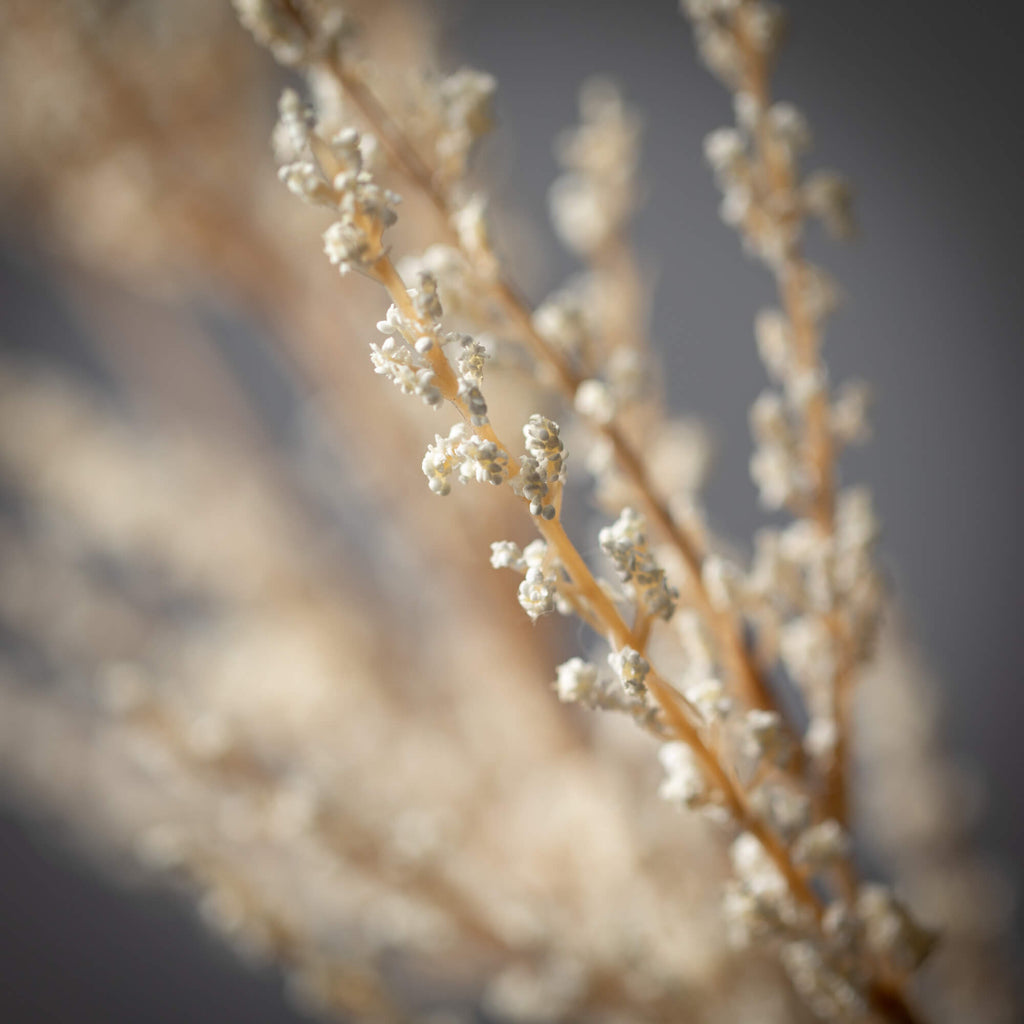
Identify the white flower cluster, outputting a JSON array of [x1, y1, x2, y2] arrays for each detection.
[[517, 567, 559, 622], [371, 302, 443, 407], [434, 68, 496, 185], [398, 246, 486, 326], [422, 423, 508, 496], [511, 415, 566, 520], [749, 304, 870, 513], [774, 884, 935, 1021], [272, 91, 400, 276], [548, 77, 640, 257], [803, 171, 856, 241], [829, 379, 872, 449], [682, 0, 785, 92], [668, 612, 733, 725], [274, 91, 334, 202], [779, 940, 867, 1023], [489, 540, 569, 624], [749, 388, 808, 510], [553, 657, 599, 704], [451, 194, 498, 280], [573, 378, 616, 425], [791, 819, 848, 870], [607, 645, 649, 698], [855, 885, 936, 977], [748, 783, 810, 842], [744, 490, 883, 759], [598, 507, 678, 621], [234, 0, 346, 68], [532, 280, 591, 363], [454, 333, 490, 427], [321, 126, 400, 274], [719, 818, 933, 1015], [723, 831, 802, 946], [657, 741, 709, 809], [701, 98, 854, 276]]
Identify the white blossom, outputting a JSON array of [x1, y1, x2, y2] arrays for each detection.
[[803, 171, 856, 240], [370, 336, 442, 408], [704, 127, 746, 176], [573, 379, 615, 424], [518, 566, 558, 621], [452, 194, 497, 277], [767, 103, 811, 157], [422, 423, 508, 496], [658, 741, 708, 808], [434, 67, 496, 181], [554, 657, 600, 704], [685, 677, 732, 723], [607, 645, 649, 697], [749, 784, 811, 841], [781, 615, 837, 693], [755, 308, 792, 381], [830, 379, 872, 446], [856, 885, 937, 976], [792, 820, 849, 870], [549, 78, 639, 256], [599, 507, 678, 621], [489, 540, 524, 572], [523, 414, 565, 477]]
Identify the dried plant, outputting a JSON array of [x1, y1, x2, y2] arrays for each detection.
[[0, 1, 1017, 1023]]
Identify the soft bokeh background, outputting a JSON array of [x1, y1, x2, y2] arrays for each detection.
[[1, 0, 1021, 1020]]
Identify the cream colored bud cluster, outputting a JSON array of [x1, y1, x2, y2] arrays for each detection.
[[234, 0, 347, 68], [271, 90, 400, 277], [749, 322, 869, 512], [721, 827, 933, 1018], [454, 333, 490, 427], [749, 387, 812, 510], [743, 491, 883, 761], [607, 645, 649, 698], [703, 113, 804, 268], [549, 77, 641, 257], [552, 654, 664, 738], [372, 298, 443, 408], [598, 507, 678, 622], [658, 741, 712, 810], [511, 415, 566, 520], [682, 0, 785, 92], [423, 423, 509, 496], [702, 89, 855, 271], [434, 68, 497, 186], [398, 246, 484, 326], [803, 171, 856, 242], [321, 127, 400, 275], [552, 657, 622, 711], [489, 539, 569, 623], [671, 612, 732, 726], [532, 281, 592, 364], [776, 884, 935, 1022], [517, 568, 559, 622], [724, 831, 807, 946]]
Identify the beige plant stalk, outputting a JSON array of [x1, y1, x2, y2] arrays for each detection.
[[1, 1, 1017, 1023], [232, 0, 936, 1020]]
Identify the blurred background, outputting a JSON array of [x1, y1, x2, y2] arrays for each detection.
[[1, 0, 1021, 1021]]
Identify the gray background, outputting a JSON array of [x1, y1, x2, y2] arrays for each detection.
[[2, 1, 1022, 1020]]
